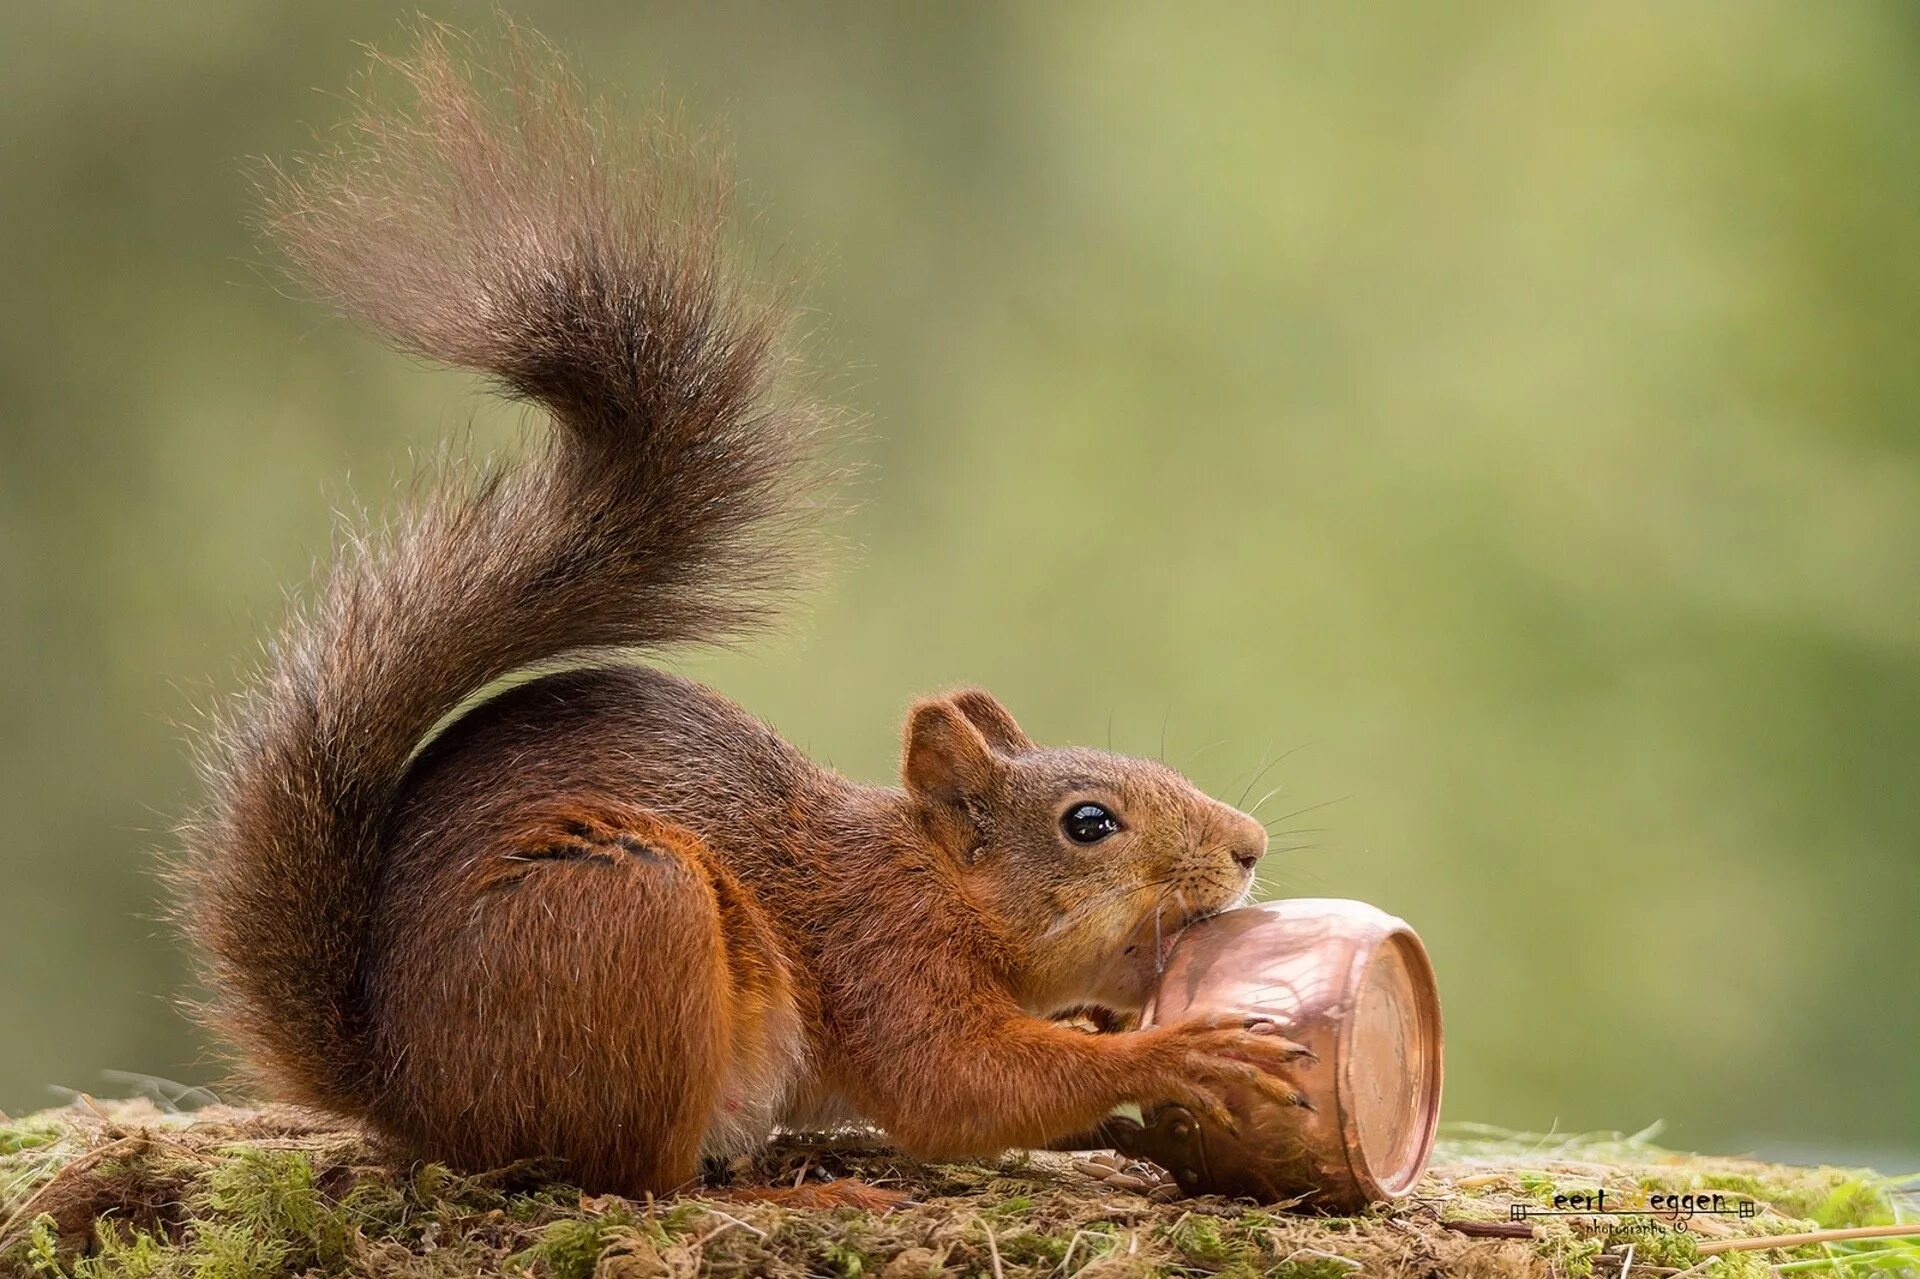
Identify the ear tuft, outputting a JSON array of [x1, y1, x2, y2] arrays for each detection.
[[947, 688, 1033, 756]]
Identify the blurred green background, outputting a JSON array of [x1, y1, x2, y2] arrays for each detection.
[[3, 2, 1916, 1163]]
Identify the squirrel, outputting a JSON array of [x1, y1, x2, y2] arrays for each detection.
[[171, 28, 1306, 1199]]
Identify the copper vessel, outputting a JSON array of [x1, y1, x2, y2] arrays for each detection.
[[1116, 898, 1443, 1210]]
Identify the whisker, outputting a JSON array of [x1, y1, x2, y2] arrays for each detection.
[[1235, 742, 1312, 809], [1259, 863, 1330, 891], [1261, 794, 1353, 826], [1157, 889, 1194, 976], [1251, 850, 1325, 898], [1247, 782, 1288, 818], [1040, 873, 1186, 941], [1235, 746, 1276, 809], [1182, 738, 1231, 769]]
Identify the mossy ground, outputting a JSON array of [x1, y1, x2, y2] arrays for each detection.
[[1, 1102, 1913, 1279]]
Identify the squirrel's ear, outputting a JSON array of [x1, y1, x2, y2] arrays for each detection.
[[903, 698, 1006, 857], [947, 688, 1033, 756]]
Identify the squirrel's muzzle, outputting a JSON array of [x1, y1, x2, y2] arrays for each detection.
[[1221, 808, 1268, 872]]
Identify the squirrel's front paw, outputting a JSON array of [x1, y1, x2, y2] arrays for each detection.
[[1144, 1013, 1314, 1131]]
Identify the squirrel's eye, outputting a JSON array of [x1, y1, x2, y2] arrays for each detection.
[[1062, 803, 1122, 845]]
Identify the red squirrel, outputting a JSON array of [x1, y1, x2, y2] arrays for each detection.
[[171, 28, 1306, 1197]]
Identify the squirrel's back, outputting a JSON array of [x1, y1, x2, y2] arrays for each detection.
[[171, 27, 845, 1118]]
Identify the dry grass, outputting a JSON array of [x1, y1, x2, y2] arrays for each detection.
[[0, 1102, 1912, 1279]]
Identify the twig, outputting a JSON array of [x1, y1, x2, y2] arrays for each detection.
[[690, 1219, 742, 1249], [1282, 1247, 1363, 1270], [1698, 1225, 1920, 1256], [1056, 1229, 1090, 1275], [1775, 1249, 1909, 1273], [981, 1220, 1005, 1279], [1441, 1220, 1538, 1240], [701, 1209, 767, 1240], [76, 1094, 115, 1125], [1057, 1232, 1078, 1276]]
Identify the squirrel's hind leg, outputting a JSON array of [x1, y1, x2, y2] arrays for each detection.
[[371, 797, 801, 1197]]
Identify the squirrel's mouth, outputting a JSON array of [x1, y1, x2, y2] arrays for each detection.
[[1161, 905, 1223, 957], [1118, 902, 1225, 967], [1098, 899, 1232, 1011], [1114, 890, 1235, 974]]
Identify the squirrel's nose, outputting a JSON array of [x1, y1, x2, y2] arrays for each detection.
[[1225, 811, 1268, 871]]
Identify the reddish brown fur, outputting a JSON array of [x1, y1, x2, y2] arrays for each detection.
[[172, 26, 1304, 1197]]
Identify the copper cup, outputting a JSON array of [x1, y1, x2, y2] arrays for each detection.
[[1118, 898, 1443, 1210]]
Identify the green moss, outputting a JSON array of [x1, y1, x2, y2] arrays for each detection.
[[0, 1120, 73, 1223], [1164, 1212, 1271, 1277], [202, 1147, 325, 1245], [1713, 1249, 1775, 1279], [512, 1216, 616, 1279], [1537, 1229, 1606, 1278], [1268, 1261, 1362, 1279], [410, 1162, 455, 1202], [991, 1226, 1072, 1268], [0, 1118, 65, 1159], [189, 1144, 423, 1274], [646, 1200, 707, 1239], [72, 1225, 172, 1279], [1609, 1227, 1700, 1270], [824, 1238, 872, 1276], [1807, 1174, 1896, 1230], [21, 1215, 63, 1277], [189, 1217, 292, 1279], [1, 1104, 1912, 1279], [1512, 1172, 1559, 1204]]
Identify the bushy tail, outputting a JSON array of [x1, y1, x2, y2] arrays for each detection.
[[172, 27, 845, 1114]]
